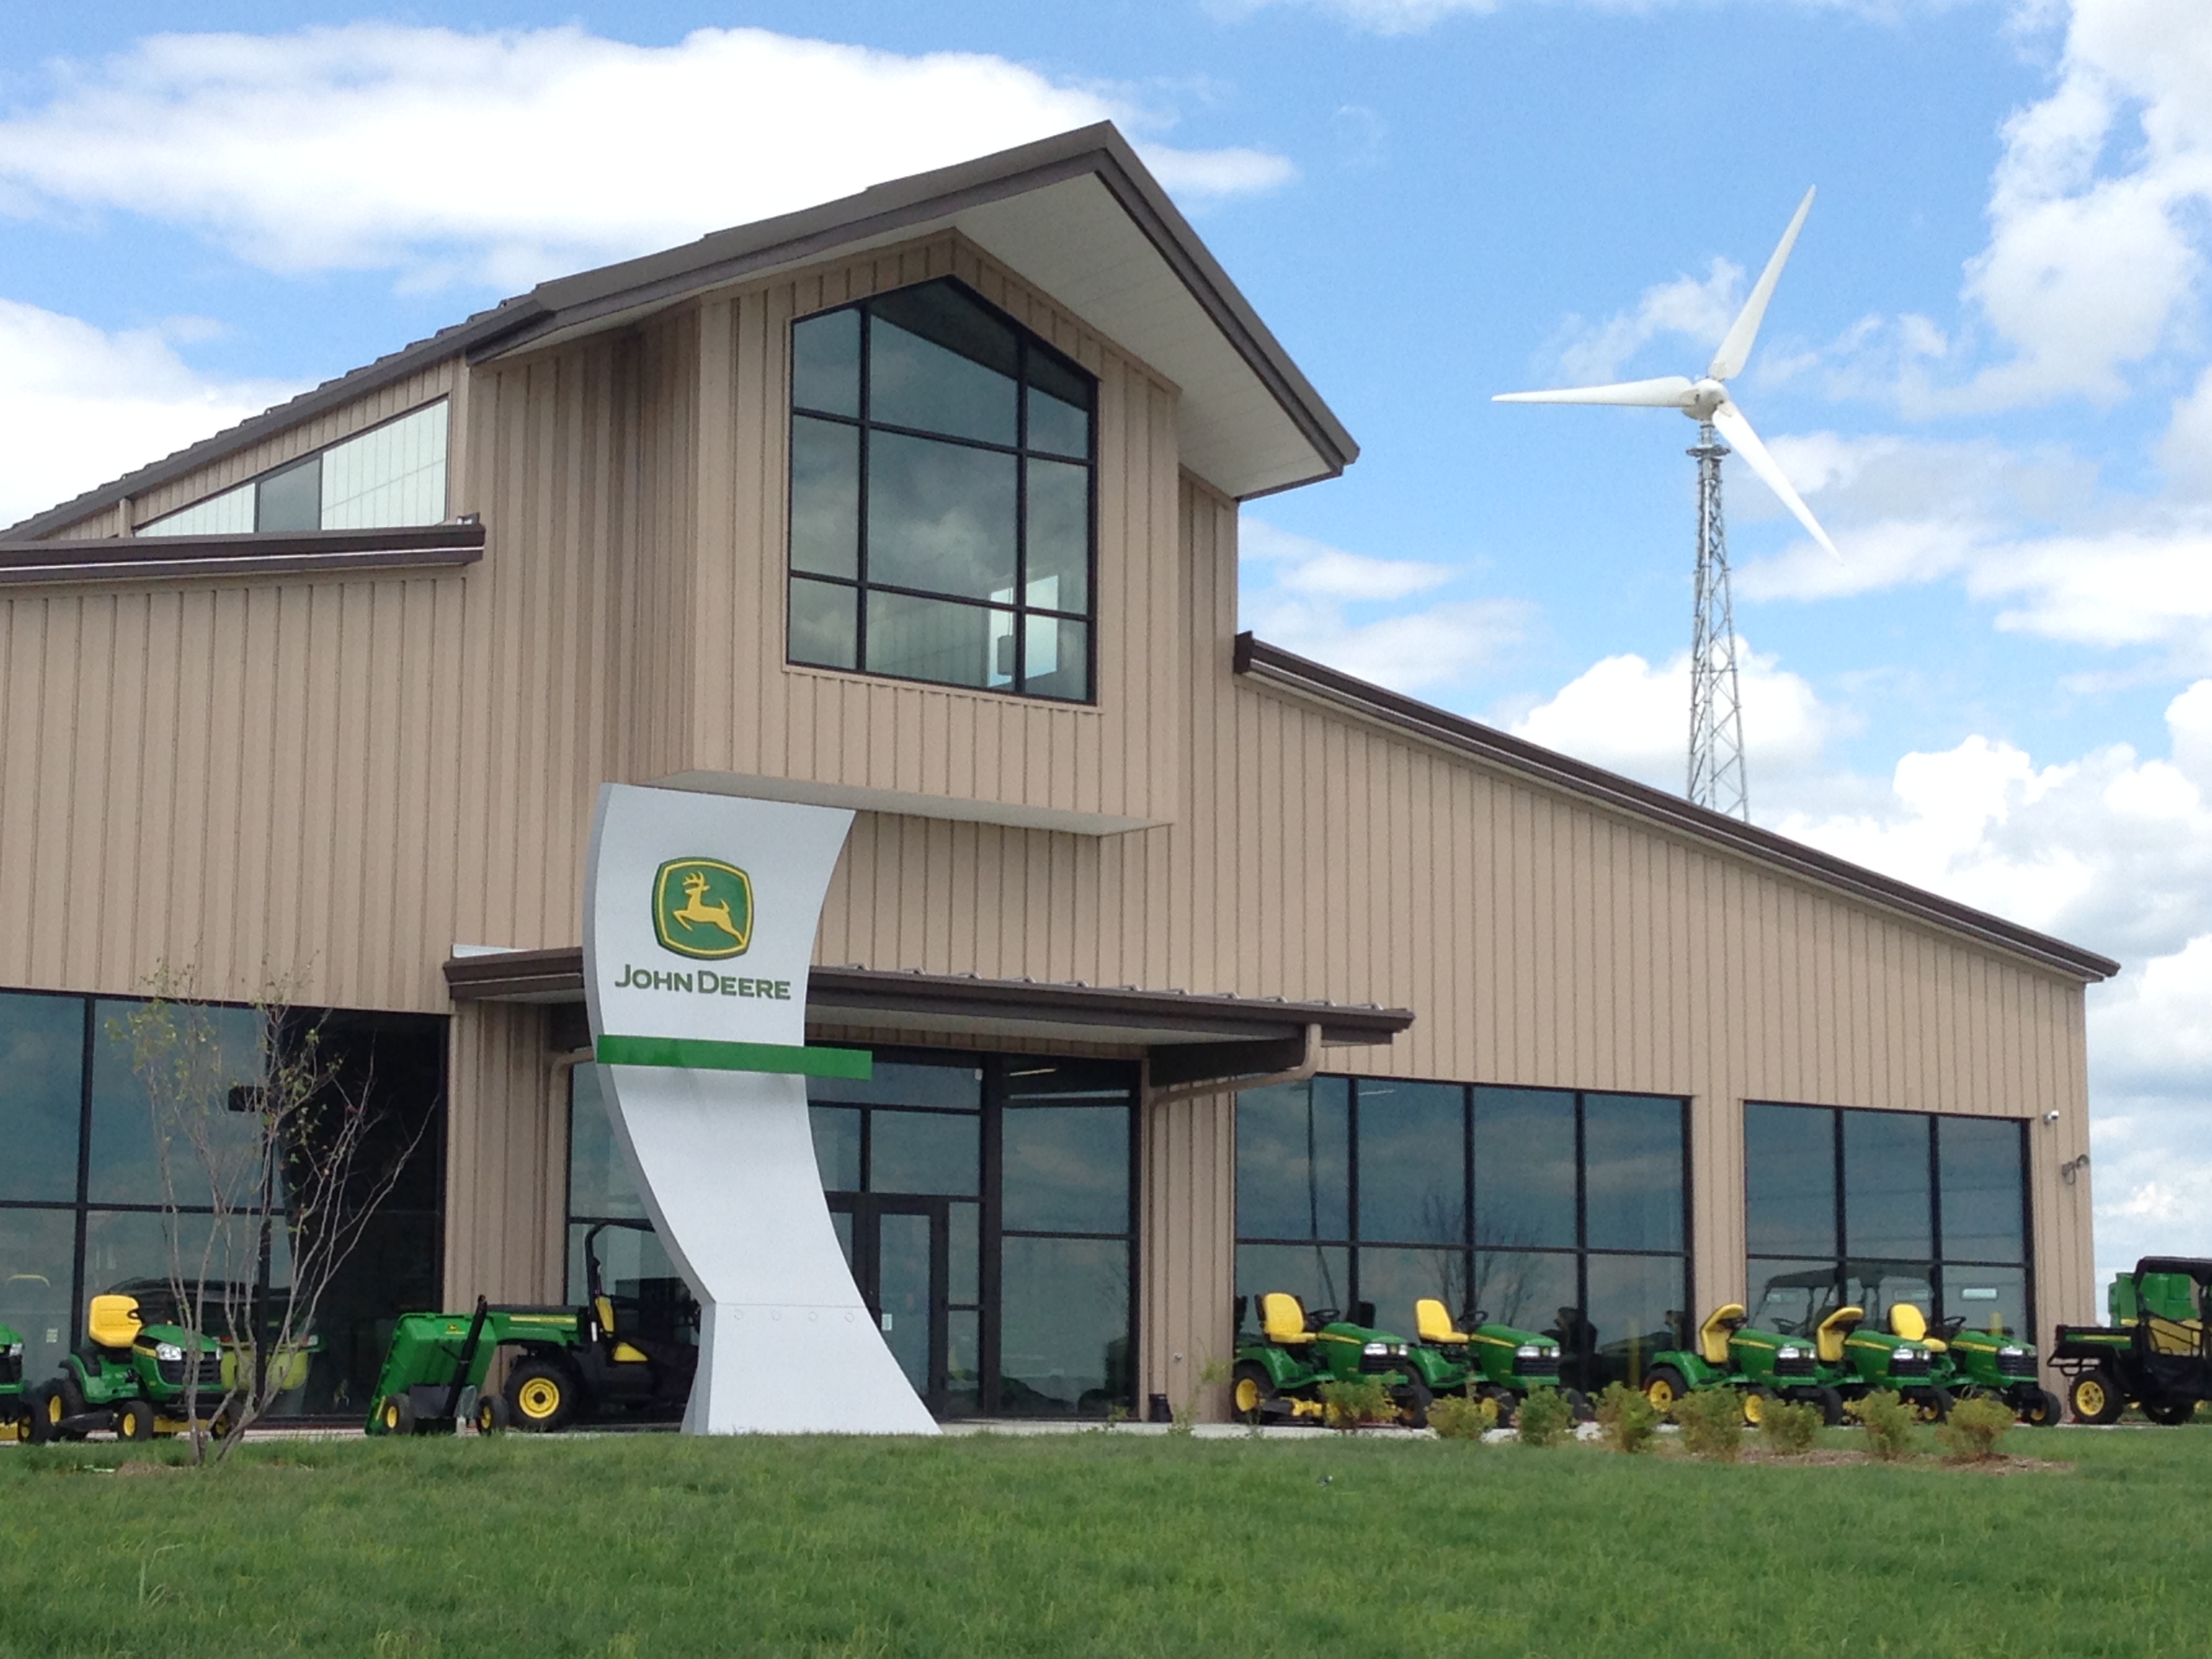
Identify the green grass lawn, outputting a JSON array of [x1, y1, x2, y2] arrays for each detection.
[[1, 1425, 2203, 1657]]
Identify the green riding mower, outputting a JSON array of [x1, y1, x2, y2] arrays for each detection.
[[1230, 1292, 1432, 1427], [2053, 1256, 2212, 1425], [1, 1320, 26, 1442], [1906, 1305, 2061, 1426], [24, 1293, 228, 1444], [367, 1220, 699, 1435], [1406, 1298, 1591, 1425], [1641, 1304, 1849, 1426], [1828, 1303, 1954, 1421]]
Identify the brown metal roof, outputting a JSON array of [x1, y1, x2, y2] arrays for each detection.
[[9, 123, 1354, 539], [0, 523, 486, 587], [1233, 632, 2121, 984], [443, 947, 1413, 1048]]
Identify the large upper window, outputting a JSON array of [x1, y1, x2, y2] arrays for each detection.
[[140, 401, 449, 537], [1744, 1103, 2032, 1342], [787, 281, 1096, 702]]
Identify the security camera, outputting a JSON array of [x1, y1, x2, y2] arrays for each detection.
[[2044, 1111, 2061, 1123]]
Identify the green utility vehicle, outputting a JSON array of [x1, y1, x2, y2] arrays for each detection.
[[1405, 1298, 1590, 1424], [1640, 1304, 1849, 1425], [2053, 1256, 2212, 1425], [1, 1321, 26, 1441], [1230, 1292, 1431, 1427], [367, 1220, 699, 1435], [25, 1293, 228, 1443]]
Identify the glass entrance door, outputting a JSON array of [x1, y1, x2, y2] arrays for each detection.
[[828, 1195, 949, 1414]]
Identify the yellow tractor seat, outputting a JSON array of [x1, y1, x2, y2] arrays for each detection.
[[1261, 1292, 1315, 1347], [1414, 1298, 1470, 1346], [1815, 1306, 1863, 1364], [1698, 1304, 1746, 1367], [87, 1294, 143, 1351], [1889, 1303, 1946, 1352]]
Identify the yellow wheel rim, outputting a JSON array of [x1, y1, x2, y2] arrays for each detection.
[[517, 1377, 562, 1420], [120, 1412, 140, 1439], [1646, 1380, 1675, 1407], [382, 1401, 401, 1432], [2077, 1379, 2106, 1418], [1234, 1378, 1261, 1414], [45, 1393, 62, 1426], [1743, 1393, 1764, 1425]]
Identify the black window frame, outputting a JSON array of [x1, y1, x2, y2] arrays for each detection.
[[785, 277, 1099, 704], [1743, 1101, 2036, 1341], [1233, 1074, 1694, 1395]]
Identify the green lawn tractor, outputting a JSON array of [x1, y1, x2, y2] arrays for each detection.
[[1917, 1309, 2061, 1426], [1230, 1292, 1431, 1427], [1, 1320, 26, 1442], [1641, 1304, 1847, 1425], [367, 1220, 699, 1435], [24, 1292, 228, 1443], [1406, 1298, 1591, 1425], [2053, 1256, 2212, 1425], [1828, 1303, 1954, 1421]]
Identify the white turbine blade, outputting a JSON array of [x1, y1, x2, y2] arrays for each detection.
[[1710, 400, 1840, 561], [1708, 188, 1816, 383], [1493, 375, 1698, 408]]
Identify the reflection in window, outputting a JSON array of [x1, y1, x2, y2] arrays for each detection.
[[1745, 1103, 2032, 1343], [787, 279, 1094, 701], [141, 402, 449, 537], [1235, 1076, 1689, 1393], [0, 991, 84, 1203]]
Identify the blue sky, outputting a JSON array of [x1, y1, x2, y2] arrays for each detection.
[[3, 0, 2209, 1284]]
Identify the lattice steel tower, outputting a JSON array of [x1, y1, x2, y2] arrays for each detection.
[[1687, 424, 1748, 819]]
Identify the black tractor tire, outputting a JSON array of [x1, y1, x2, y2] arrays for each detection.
[[26, 1382, 62, 1444], [55, 1373, 89, 1441], [1910, 1387, 1954, 1423], [506, 1358, 577, 1433], [1479, 1385, 1519, 1428], [1643, 1366, 1689, 1414], [2070, 1370, 2125, 1425], [1793, 1385, 1846, 1426], [1395, 1378, 1433, 1430], [1230, 1361, 1273, 1425], [2018, 1388, 2063, 1427], [2142, 1395, 2198, 1426], [378, 1391, 417, 1437], [3, 1402, 26, 1444], [116, 1399, 157, 1443], [1560, 1388, 1595, 1424], [1739, 1386, 1774, 1428], [476, 1393, 512, 1435]]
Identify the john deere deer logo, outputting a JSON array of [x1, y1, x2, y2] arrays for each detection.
[[652, 858, 754, 959]]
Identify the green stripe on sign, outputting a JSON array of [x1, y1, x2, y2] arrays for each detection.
[[594, 1034, 872, 1079]]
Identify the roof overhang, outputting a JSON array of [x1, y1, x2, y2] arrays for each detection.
[[0, 523, 485, 588], [445, 947, 1412, 1092], [466, 124, 1355, 501], [1233, 633, 2122, 984]]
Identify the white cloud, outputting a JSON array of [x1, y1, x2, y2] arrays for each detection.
[[0, 26, 1295, 290], [1547, 258, 1742, 387], [0, 300, 300, 529], [1239, 516, 1529, 693], [1507, 638, 1849, 790], [1216, 0, 1955, 35]]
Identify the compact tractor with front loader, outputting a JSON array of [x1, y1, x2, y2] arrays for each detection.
[[1230, 1292, 1432, 1427], [367, 1220, 699, 1435], [2053, 1256, 2212, 1425], [24, 1293, 228, 1443]]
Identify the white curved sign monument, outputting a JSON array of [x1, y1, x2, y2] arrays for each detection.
[[583, 783, 937, 1434]]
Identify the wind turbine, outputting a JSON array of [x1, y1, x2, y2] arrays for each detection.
[[1496, 188, 1839, 821]]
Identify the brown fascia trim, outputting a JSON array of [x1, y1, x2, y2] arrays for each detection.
[[2, 310, 539, 543], [1233, 633, 2122, 984], [443, 948, 1414, 1047], [0, 523, 487, 588], [467, 123, 1357, 490]]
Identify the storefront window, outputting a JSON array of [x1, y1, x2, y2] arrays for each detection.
[[0, 991, 84, 1204], [1236, 1077, 1690, 1392], [1746, 1103, 2033, 1341]]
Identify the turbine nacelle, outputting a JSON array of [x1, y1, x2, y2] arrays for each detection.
[[1681, 379, 1727, 423]]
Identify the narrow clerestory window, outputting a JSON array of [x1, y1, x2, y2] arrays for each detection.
[[139, 401, 449, 537], [786, 279, 1095, 703]]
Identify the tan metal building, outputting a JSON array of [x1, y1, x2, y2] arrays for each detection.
[[0, 125, 2114, 1420]]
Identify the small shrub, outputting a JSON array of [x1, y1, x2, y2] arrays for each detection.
[[1429, 1391, 1498, 1441], [1515, 1387, 1574, 1448], [1595, 1382, 1660, 1453], [1935, 1395, 2016, 1462], [1319, 1376, 1395, 1432], [1853, 1389, 1918, 1461], [1668, 1387, 1744, 1462], [1759, 1397, 1822, 1456]]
